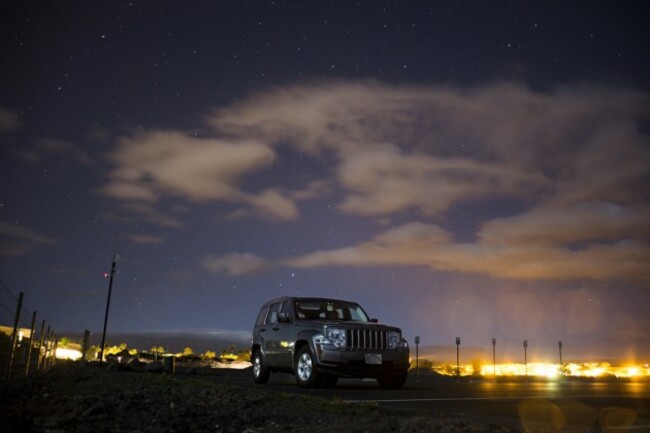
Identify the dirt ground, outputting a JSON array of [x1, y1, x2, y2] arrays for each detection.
[[0, 362, 522, 433]]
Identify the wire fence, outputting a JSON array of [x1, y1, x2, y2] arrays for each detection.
[[0, 277, 59, 382]]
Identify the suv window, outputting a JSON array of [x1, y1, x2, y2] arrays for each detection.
[[266, 301, 286, 324], [295, 299, 369, 322]]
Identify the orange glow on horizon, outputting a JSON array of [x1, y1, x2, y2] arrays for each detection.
[[424, 361, 650, 379]]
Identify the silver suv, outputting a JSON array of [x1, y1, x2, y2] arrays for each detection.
[[251, 296, 410, 388]]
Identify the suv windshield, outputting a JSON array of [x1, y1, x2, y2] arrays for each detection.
[[295, 299, 370, 322]]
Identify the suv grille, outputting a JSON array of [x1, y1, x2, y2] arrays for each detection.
[[346, 329, 388, 350]]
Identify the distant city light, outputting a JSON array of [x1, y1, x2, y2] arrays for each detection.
[[56, 347, 83, 361], [431, 362, 650, 379]]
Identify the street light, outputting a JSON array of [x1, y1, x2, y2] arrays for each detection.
[[456, 337, 461, 377], [523, 340, 528, 377], [415, 335, 420, 379], [492, 338, 497, 380]]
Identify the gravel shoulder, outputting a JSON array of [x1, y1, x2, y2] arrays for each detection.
[[1, 362, 522, 432]]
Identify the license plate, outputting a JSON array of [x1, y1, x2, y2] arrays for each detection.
[[365, 354, 382, 365]]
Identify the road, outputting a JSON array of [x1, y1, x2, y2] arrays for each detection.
[[214, 370, 650, 432]]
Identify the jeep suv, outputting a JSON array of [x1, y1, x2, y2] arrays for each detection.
[[251, 296, 410, 388]]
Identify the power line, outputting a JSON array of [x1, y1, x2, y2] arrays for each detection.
[[0, 277, 48, 329], [0, 277, 18, 299], [0, 300, 15, 317]]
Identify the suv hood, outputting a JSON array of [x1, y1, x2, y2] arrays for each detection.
[[296, 319, 401, 332]]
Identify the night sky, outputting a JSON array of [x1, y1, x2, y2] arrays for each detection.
[[1, 1, 649, 361]]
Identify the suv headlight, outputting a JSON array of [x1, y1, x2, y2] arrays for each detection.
[[325, 327, 347, 348], [387, 331, 401, 349]]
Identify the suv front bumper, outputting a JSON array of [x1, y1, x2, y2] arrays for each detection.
[[314, 345, 410, 378]]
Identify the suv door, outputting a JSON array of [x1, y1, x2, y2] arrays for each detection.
[[264, 300, 293, 367], [253, 303, 269, 348]]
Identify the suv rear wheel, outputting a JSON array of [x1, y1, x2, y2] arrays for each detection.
[[252, 350, 270, 384], [295, 346, 321, 388]]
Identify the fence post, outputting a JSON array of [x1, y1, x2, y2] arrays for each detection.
[[44, 330, 53, 369], [51, 335, 58, 366], [43, 331, 49, 370], [25, 311, 37, 376], [81, 329, 91, 361], [37, 321, 46, 370], [4, 292, 24, 382], [41, 325, 51, 370]]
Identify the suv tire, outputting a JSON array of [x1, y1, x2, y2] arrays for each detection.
[[295, 346, 321, 388], [252, 350, 270, 384]]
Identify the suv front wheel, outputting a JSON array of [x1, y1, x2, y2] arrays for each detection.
[[252, 350, 270, 384], [295, 346, 321, 388]]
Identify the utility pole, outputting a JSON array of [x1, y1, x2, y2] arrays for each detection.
[[558, 341, 563, 373], [99, 241, 119, 363]]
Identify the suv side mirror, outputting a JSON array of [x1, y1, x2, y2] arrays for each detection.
[[277, 312, 290, 323]]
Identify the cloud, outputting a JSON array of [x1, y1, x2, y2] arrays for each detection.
[[0, 220, 57, 256], [37, 138, 93, 165], [100, 80, 649, 281], [205, 80, 649, 282], [104, 130, 275, 201], [126, 233, 165, 245], [0, 107, 20, 131], [209, 80, 649, 218], [101, 181, 159, 202], [336, 145, 547, 216], [285, 222, 650, 282], [242, 189, 299, 221], [284, 222, 452, 269], [290, 180, 331, 201], [479, 203, 650, 247], [101, 130, 299, 221], [203, 252, 270, 277], [17, 138, 93, 165], [101, 202, 184, 228]]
